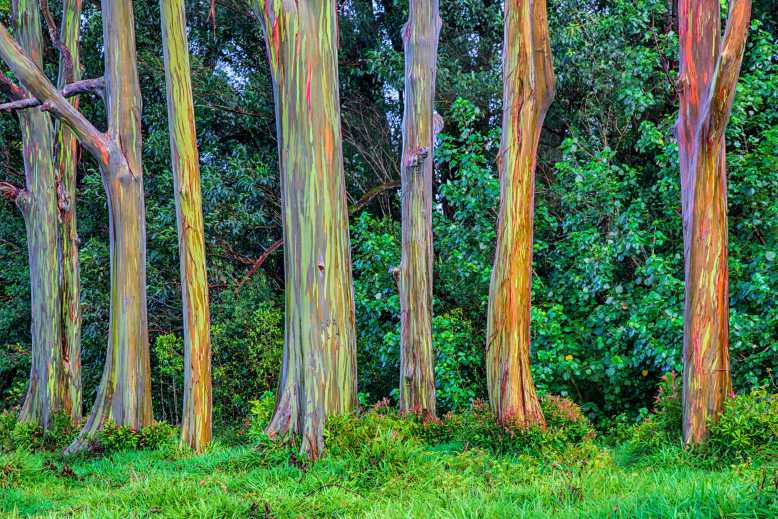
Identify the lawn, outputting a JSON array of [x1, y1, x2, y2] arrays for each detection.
[[2, 438, 775, 518]]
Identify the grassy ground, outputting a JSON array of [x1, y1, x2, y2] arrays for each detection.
[[1, 437, 775, 518]]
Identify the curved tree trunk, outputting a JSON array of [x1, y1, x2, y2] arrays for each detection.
[[397, 0, 441, 418], [256, 0, 358, 459], [160, 0, 213, 453], [13, 0, 63, 429], [485, 0, 554, 427], [56, 0, 84, 423], [677, 0, 751, 444], [67, 0, 151, 452]]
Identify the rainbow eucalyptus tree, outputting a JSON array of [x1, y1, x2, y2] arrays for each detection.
[[0, 0, 63, 429], [160, 0, 212, 453], [55, 0, 84, 423], [0, 0, 152, 452], [677, 0, 751, 444], [485, 0, 554, 426], [397, 0, 441, 417], [255, 0, 358, 458]]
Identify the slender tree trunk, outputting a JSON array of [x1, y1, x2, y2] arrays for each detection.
[[160, 0, 213, 453], [56, 0, 83, 423], [677, 0, 751, 444], [397, 0, 441, 418], [485, 0, 554, 427], [255, 0, 358, 459], [13, 0, 63, 429]]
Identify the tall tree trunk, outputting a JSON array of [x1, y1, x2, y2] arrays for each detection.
[[13, 0, 63, 429], [485, 0, 554, 427], [398, 0, 441, 417], [255, 0, 358, 459], [677, 0, 751, 444], [160, 0, 212, 453], [56, 0, 83, 423]]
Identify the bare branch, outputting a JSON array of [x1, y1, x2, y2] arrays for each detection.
[[235, 238, 283, 292], [0, 181, 22, 201], [349, 179, 401, 215], [0, 77, 103, 112]]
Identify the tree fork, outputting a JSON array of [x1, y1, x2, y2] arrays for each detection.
[[485, 0, 554, 427], [677, 0, 751, 444]]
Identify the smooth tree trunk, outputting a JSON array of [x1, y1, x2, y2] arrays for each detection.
[[160, 0, 213, 453], [56, 0, 84, 423], [13, 0, 63, 429], [677, 0, 751, 444], [485, 0, 554, 426], [397, 0, 441, 417], [255, 0, 358, 459]]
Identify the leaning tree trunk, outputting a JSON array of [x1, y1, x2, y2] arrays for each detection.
[[485, 0, 554, 427], [160, 0, 212, 453], [256, 0, 358, 459], [397, 0, 441, 418], [13, 0, 63, 429], [677, 0, 751, 444], [55, 0, 84, 423]]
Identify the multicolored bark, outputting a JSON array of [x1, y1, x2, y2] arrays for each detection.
[[677, 0, 751, 444], [56, 0, 83, 423], [160, 0, 212, 453], [255, 0, 358, 458], [12, 0, 63, 429], [398, 0, 441, 417], [485, 0, 554, 426]]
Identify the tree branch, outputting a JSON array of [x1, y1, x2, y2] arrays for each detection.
[[235, 238, 283, 291], [0, 72, 25, 100], [0, 181, 23, 201], [348, 179, 401, 215], [0, 22, 110, 166], [708, 0, 752, 138], [0, 77, 103, 112]]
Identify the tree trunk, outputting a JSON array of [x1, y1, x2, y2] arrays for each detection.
[[66, 0, 152, 452], [677, 0, 751, 444], [256, 0, 358, 459], [13, 0, 63, 429], [56, 0, 83, 423], [485, 0, 554, 427], [398, 0, 441, 417], [160, 0, 213, 453]]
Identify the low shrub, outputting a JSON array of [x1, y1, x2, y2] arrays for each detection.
[[707, 387, 778, 462], [246, 390, 276, 443], [626, 372, 683, 455], [97, 420, 176, 453]]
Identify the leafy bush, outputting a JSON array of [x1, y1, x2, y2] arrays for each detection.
[[246, 390, 276, 443], [625, 372, 683, 455], [707, 387, 778, 462], [97, 421, 176, 453], [9, 421, 43, 452]]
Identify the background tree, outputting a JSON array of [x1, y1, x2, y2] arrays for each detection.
[[159, 0, 212, 452], [397, 0, 441, 416], [255, 0, 358, 457], [485, 0, 554, 426], [677, 0, 751, 444]]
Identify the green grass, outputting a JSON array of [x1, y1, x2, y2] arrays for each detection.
[[1, 438, 775, 518]]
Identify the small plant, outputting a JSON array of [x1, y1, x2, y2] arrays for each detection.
[[97, 420, 176, 453], [42, 412, 78, 450], [707, 387, 778, 462], [10, 420, 43, 452], [246, 391, 276, 443]]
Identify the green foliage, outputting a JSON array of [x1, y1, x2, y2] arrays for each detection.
[[707, 387, 778, 463], [97, 421, 176, 454], [431, 310, 484, 412], [625, 372, 683, 456], [246, 390, 275, 443]]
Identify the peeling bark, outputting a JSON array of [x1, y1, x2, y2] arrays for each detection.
[[160, 0, 212, 453], [255, 0, 358, 459], [677, 0, 751, 444], [398, 0, 441, 417], [485, 0, 554, 427]]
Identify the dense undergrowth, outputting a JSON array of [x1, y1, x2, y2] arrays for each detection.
[[1, 389, 775, 518]]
